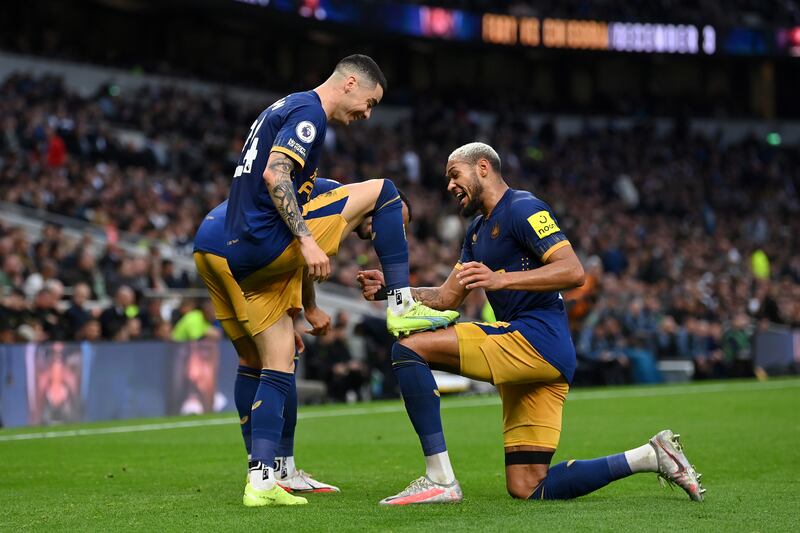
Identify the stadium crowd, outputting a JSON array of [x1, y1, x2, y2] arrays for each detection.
[[2, 72, 799, 391]]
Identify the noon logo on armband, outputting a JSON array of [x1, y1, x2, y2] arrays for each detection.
[[527, 210, 560, 237], [296, 121, 316, 143]]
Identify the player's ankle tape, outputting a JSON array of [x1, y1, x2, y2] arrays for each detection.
[[505, 451, 554, 465]]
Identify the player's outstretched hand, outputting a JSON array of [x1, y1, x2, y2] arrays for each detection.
[[456, 261, 506, 291], [294, 331, 305, 354], [299, 236, 330, 282], [356, 270, 385, 300], [304, 306, 331, 336]]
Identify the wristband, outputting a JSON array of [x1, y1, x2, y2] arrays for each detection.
[[374, 285, 389, 301]]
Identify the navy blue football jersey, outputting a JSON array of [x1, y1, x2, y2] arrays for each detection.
[[458, 188, 576, 381], [225, 91, 327, 248], [195, 178, 343, 257]]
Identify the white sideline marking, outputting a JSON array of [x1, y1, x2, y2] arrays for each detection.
[[1, 379, 798, 443]]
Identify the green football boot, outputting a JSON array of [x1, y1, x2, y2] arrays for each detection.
[[243, 483, 309, 507], [387, 302, 459, 337]]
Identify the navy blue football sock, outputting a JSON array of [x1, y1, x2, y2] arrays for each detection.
[[234, 365, 261, 456], [530, 454, 632, 500], [276, 358, 298, 457], [250, 369, 294, 467], [391, 343, 446, 455], [371, 179, 409, 290]]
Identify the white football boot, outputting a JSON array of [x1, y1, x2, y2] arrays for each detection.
[[379, 476, 463, 505], [277, 469, 340, 494], [649, 429, 706, 502]]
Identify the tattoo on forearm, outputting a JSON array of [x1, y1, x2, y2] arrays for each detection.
[[267, 154, 310, 237], [411, 287, 444, 309]]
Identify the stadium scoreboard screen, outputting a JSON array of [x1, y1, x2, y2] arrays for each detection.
[[483, 16, 714, 55], [237, 0, 800, 57]]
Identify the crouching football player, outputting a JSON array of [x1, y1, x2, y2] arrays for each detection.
[[357, 142, 705, 504]]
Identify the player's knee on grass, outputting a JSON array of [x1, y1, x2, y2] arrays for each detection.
[[506, 465, 548, 499], [505, 450, 553, 499]]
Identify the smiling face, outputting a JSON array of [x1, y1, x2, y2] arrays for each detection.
[[333, 76, 383, 125], [446, 159, 485, 217]]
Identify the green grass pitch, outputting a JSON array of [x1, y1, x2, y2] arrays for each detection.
[[2, 379, 799, 532]]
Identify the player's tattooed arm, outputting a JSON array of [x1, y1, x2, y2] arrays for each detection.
[[412, 268, 468, 310], [411, 287, 447, 309], [357, 269, 466, 309], [264, 152, 311, 238], [264, 151, 329, 281]]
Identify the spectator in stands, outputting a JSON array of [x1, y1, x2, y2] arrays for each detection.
[[159, 259, 190, 289], [33, 223, 64, 265], [61, 249, 105, 299], [721, 313, 754, 378], [564, 255, 602, 328], [123, 317, 144, 340], [0, 288, 27, 342], [31, 287, 67, 341], [139, 298, 166, 338], [99, 285, 135, 339], [308, 311, 368, 403], [76, 318, 102, 342], [98, 244, 125, 289], [23, 259, 60, 298], [45, 126, 67, 168], [0, 254, 24, 292], [152, 318, 173, 341], [171, 300, 220, 342], [106, 256, 149, 296], [0, 314, 15, 344], [654, 315, 689, 360], [601, 316, 660, 384], [353, 313, 398, 399], [64, 282, 94, 339], [582, 317, 630, 385], [170, 299, 194, 325], [688, 319, 723, 379]]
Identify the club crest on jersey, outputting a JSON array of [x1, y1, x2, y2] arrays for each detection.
[[296, 121, 316, 143], [472, 233, 478, 243], [491, 223, 500, 239]]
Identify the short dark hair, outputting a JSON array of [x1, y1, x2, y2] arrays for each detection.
[[397, 189, 412, 223], [335, 54, 387, 92], [448, 142, 502, 174]]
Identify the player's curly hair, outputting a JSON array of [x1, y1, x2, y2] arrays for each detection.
[[335, 54, 388, 91], [448, 142, 502, 174]]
